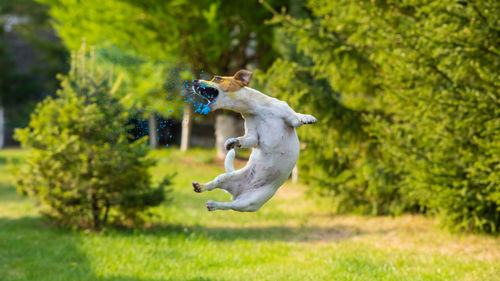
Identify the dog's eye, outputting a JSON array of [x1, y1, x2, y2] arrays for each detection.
[[213, 77, 222, 82]]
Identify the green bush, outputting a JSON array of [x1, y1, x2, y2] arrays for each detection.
[[255, 60, 406, 216], [255, 1, 407, 216], [259, 0, 500, 232], [364, 0, 500, 233], [13, 55, 171, 229]]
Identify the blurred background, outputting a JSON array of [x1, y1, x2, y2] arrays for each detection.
[[0, 0, 499, 280]]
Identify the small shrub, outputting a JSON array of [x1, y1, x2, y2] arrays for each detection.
[[13, 52, 171, 230]]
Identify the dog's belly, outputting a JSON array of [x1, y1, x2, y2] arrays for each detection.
[[231, 122, 299, 200], [256, 118, 300, 171]]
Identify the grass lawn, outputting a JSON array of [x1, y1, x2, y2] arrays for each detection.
[[0, 148, 499, 281]]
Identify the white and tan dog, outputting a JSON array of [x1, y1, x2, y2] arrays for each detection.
[[191, 70, 316, 212]]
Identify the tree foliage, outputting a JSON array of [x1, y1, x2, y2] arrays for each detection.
[[256, 0, 405, 216], [38, 0, 281, 73], [13, 51, 171, 229], [366, 0, 500, 233], [258, 0, 500, 232], [37, 0, 286, 117]]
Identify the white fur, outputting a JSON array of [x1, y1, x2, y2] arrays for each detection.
[[192, 84, 316, 212]]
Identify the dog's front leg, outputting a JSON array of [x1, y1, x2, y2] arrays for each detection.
[[285, 112, 317, 128], [225, 117, 258, 150]]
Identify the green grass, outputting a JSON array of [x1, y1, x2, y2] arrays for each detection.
[[0, 148, 499, 281]]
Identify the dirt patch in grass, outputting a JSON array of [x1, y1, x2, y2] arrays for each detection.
[[269, 184, 500, 261]]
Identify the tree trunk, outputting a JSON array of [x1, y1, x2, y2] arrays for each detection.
[[103, 200, 110, 226], [149, 113, 158, 149], [0, 106, 4, 149], [292, 165, 299, 184], [215, 112, 244, 159], [180, 105, 193, 152], [91, 193, 100, 230]]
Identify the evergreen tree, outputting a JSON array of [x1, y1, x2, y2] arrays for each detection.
[[256, 0, 405, 215], [13, 47, 171, 229], [366, 0, 500, 232], [259, 0, 500, 232]]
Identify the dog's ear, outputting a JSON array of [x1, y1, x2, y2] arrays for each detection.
[[233, 70, 253, 86]]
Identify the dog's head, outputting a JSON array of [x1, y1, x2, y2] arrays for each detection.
[[192, 69, 253, 112]]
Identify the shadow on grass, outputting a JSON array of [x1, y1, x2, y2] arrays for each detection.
[[0, 183, 24, 203], [0, 156, 7, 165], [0, 216, 225, 281], [125, 223, 367, 243], [0, 153, 23, 166]]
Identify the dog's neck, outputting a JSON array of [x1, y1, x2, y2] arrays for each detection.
[[217, 87, 272, 115]]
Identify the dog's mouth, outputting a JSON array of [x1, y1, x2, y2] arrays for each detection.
[[192, 80, 219, 104]]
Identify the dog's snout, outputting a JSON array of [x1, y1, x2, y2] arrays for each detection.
[[192, 79, 200, 91]]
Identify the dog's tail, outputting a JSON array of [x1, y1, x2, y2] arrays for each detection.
[[224, 149, 236, 173]]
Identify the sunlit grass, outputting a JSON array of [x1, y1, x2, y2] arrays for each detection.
[[0, 148, 499, 281]]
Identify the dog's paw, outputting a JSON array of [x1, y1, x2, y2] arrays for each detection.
[[224, 138, 241, 151], [299, 114, 317, 125], [206, 200, 217, 211], [192, 181, 203, 193]]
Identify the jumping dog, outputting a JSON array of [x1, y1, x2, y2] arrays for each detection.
[[191, 70, 316, 212]]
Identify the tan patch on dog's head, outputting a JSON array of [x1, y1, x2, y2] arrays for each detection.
[[210, 70, 253, 92]]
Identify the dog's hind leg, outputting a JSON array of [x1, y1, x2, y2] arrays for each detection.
[[192, 173, 228, 193], [205, 185, 275, 212], [192, 169, 246, 193], [206, 198, 261, 212]]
